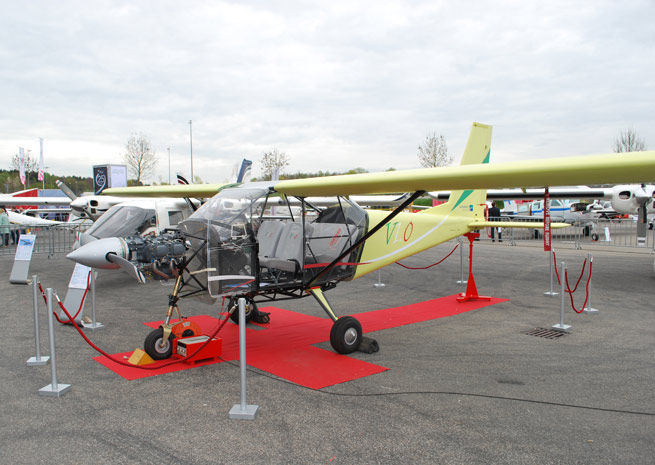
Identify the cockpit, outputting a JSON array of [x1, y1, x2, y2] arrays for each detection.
[[178, 186, 368, 300]]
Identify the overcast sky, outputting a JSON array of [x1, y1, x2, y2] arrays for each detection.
[[1, 0, 653, 184]]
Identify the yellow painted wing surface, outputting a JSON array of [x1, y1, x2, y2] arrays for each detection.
[[275, 152, 655, 197], [102, 183, 236, 198]]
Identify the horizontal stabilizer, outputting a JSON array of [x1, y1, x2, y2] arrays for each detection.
[[469, 221, 569, 229]]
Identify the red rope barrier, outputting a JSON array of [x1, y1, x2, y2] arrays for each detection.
[[38, 273, 90, 325], [395, 243, 459, 270], [551, 251, 593, 314], [564, 260, 593, 314], [38, 279, 234, 370]]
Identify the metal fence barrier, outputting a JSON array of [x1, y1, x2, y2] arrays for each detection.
[[475, 216, 655, 250], [0, 216, 652, 259], [0, 223, 92, 258]]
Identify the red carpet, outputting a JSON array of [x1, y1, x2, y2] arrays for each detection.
[[94, 294, 507, 389]]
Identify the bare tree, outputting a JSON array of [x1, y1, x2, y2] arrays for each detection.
[[123, 133, 158, 183], [10, 151, 38, 173], [614, 129, 647, 153], [417, 133, 452, 168], [260, 148, 290, 180]]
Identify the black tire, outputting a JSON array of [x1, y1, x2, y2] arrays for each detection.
[[330, 316, 362, 354], [591, 233, 599, 242], [144, 328, 174, 360], [229, 298, 256, 324]]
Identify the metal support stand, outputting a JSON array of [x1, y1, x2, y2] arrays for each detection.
[[373, 269, 385, 288], [83, 270, 104, 330], [544, 248, 559, 296], [229, 297, 258, 420], [552, 262, 571, 332], [27, 275, 49, 366], [456, 238, 467, 284], [583, 253, 599, 314], [39, 288, 71, 397]]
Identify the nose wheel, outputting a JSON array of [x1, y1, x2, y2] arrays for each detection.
[[330, 316, 362, 354]]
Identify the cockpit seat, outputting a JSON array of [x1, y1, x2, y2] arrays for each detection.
[[259, 222, 308, 273], [306, 223, 359, 264], [257, 220, 285, 259]]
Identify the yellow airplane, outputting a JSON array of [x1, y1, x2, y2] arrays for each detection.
[[67, 123, 655, 358]]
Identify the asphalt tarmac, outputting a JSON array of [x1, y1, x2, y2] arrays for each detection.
[[1, 241, 653, 464]]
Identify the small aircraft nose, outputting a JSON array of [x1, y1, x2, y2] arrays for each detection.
[[66, 237, 125, 269]]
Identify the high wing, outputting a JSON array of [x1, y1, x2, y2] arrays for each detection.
[[102, 183, 238, 198], [274, 151, 655, 197], [0, 196, 71, 207], [271, 123, 654, 196]]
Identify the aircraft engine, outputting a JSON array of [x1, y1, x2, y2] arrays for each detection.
[[67, 231, 188, 282]]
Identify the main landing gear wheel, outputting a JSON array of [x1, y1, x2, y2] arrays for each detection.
[[330, 316, 362, 354], [228, 297, 256, 324], [144, 328, 174, 360], [228, 298, 271, 324]]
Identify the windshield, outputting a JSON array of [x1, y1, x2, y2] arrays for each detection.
[[86, 206, 157, 238], [185, 187, 269, 229]]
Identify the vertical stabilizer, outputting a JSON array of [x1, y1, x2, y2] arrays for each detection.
[[422, 122, 492, 220]]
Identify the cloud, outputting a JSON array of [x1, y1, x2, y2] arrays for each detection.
[[1, 0, 653, 184]]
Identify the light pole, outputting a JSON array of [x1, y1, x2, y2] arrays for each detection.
[[167, 147, 171, 185], [189, 120, 193, 183]]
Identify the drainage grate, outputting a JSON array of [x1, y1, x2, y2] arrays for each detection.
[[522, 327, 569, 339]]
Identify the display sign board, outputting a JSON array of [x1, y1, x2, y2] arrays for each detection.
[[93, 164, 128, 194], [9, 234, 36, 284]]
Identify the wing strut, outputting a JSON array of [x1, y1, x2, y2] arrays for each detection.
[[306, 190, 425, 288]]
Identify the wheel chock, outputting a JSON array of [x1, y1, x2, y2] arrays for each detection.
[[128, 348, 156, 366], [358, 337, 379, 354]]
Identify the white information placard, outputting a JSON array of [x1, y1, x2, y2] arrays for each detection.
[[69, 263, 92, 290], [15, 234, 36, 261]]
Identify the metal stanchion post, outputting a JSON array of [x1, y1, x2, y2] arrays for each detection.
[[552, 262, 571, 332], [27, 275, 50, 366], [39, 288, 71, 397], [229, 297, 258, 420], [83, 270, 104, 330], [544, 248, 558, 296], [456, 238, 467, 284], [373, 269, 385, 288], [583, 253, 599, 314]]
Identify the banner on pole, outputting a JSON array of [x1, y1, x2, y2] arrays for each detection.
[[19, 147, 26, 185], [543, 186, 551, 251]]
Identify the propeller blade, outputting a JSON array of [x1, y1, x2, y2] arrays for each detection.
[[106, 253, 146, 284]]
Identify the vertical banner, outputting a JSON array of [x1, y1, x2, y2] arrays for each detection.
[[38, 138, 44, 181], [19, 147, 26, 185], [93, 165, 108, 194], [543, 186, 551, 251]]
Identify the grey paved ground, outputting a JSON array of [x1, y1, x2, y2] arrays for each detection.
[[1, 241, 653, 464]]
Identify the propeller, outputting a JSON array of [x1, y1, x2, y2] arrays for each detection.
[[57, 180, 105, 221], [106, 253, 146, 284], [66, 237, 146, 283]]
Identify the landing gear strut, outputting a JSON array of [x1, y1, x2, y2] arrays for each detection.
[[309, 287, 376, 354]]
